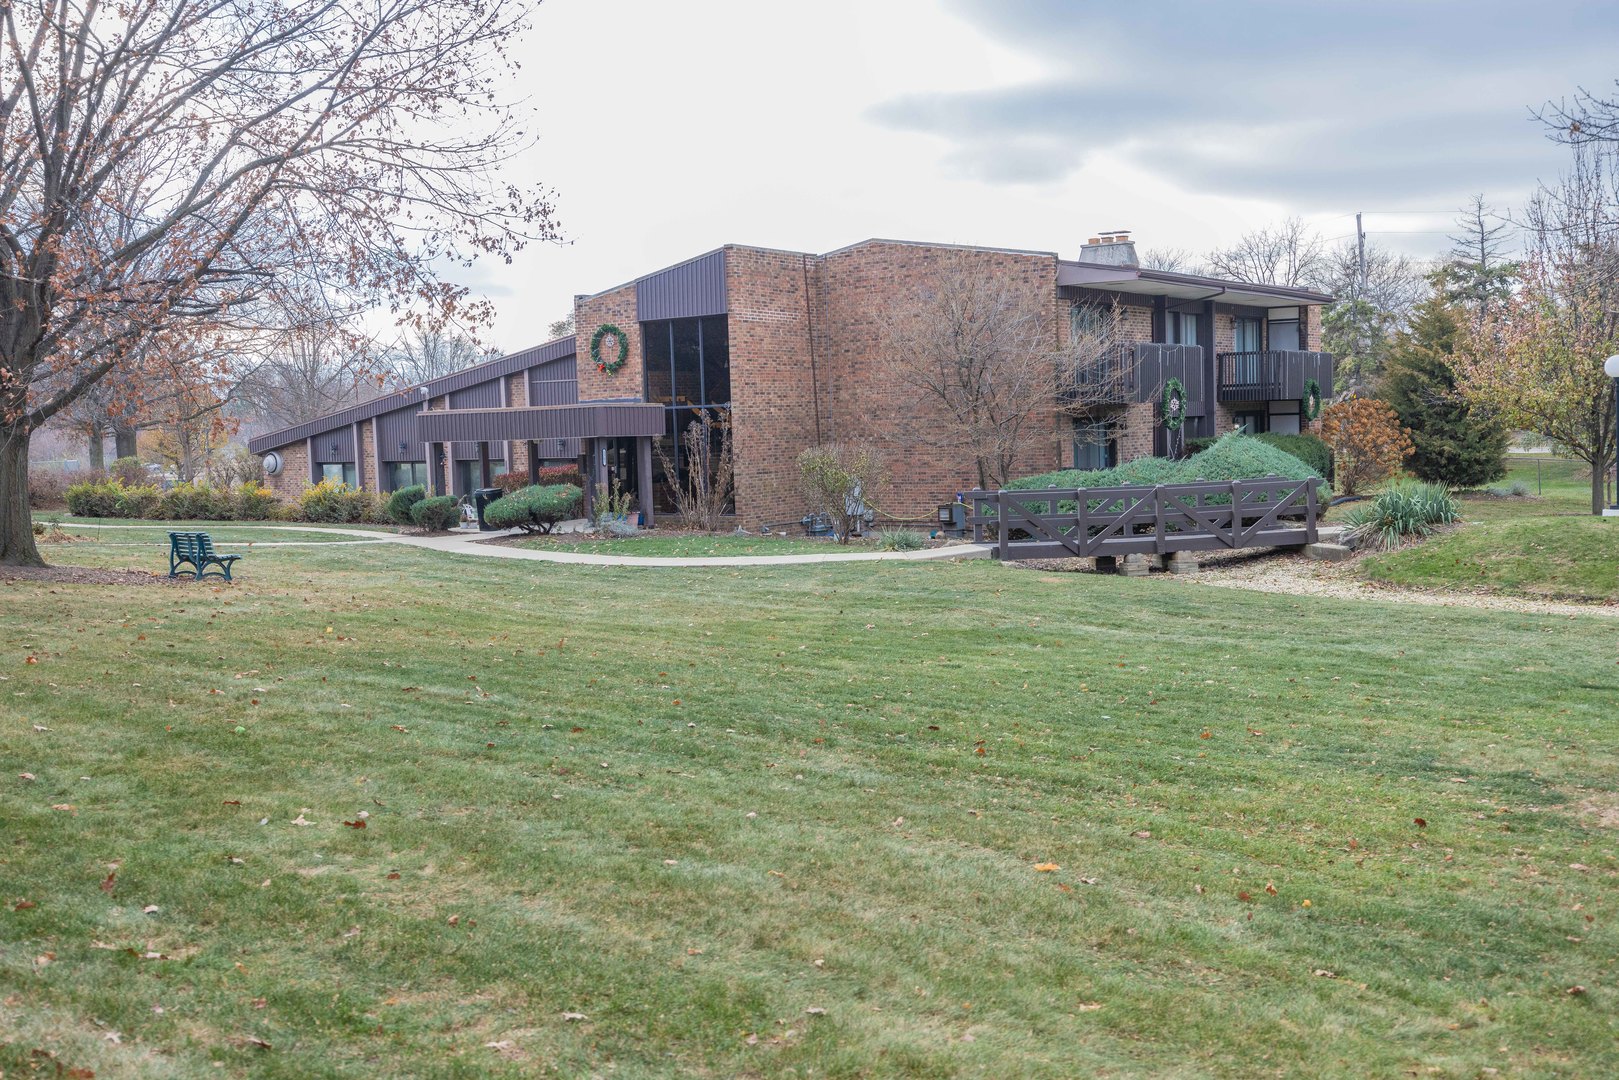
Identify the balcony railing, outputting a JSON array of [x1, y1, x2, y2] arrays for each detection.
[[1064, 343, 1204, 407], [1217, 351, 1333, 402]]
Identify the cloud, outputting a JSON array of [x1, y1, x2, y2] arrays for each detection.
[[869, 0, 1619, 206]]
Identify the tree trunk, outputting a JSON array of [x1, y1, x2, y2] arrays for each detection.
[[113, 421, 138, 460], [0, 430, 45, 567], [87, 422, 106, 473]]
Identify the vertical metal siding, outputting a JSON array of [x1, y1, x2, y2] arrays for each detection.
[[449, 381, 503, 460], [376, 406, 426, 462], [635, 250, 727, 321], [312, 426, 356, 463]]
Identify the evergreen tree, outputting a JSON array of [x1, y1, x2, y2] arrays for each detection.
[[1382, 290, 1509, 488]]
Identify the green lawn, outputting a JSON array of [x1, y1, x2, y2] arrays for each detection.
[[509, 532, 878, 558], [3, 536, 1617, 1077], [1359, 456, 1619, 602]]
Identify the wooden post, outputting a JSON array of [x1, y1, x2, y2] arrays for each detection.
[[637, 435, 654, 528]]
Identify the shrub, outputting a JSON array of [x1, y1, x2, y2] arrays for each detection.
[[233, 484, 280, 521], [1012, 433, 1325, 491], [490, 471, 527, 494], [1256, 433, 1333, 479], [159, 481, 231, 521], [108, 456, 146, 485], [66, 478, 120, 517], [1318, 396, 1415, 496], [28, 468, 87, 509], [1342, 480, 1458, 551], [112, 483, 162, 519], [536, 465, 586, 488], [653, 407, 734, 531], [411, 495, 461, 531], [387, 484, 427, 525], [483, 483, 582, 534], [297, 479, 372, 523], [799, 443, 888, 544], [877, 528, 926, 551]]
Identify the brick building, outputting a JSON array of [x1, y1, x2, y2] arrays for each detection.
[[249, 233, 1333, 527]]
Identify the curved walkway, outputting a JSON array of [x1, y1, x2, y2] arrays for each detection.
[[58, 522, 995, 567]]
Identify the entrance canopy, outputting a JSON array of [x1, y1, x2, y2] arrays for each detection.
[[415, 402, 667, 443]]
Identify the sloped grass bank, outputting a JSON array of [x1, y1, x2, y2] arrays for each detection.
[[2, 539, 1616, 1077]]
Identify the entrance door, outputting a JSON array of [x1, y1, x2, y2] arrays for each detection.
[[602, 438, 639, 510], [1233, 409, 1267, 435]]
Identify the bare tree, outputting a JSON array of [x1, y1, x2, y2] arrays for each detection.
[[1444, 196, 1520, 331], [1535, 82, 1619, 145], [879, 252, 1062, 490], [1139, 248, 1202, 274], [236, 329, 379, 431], [653, 408, 734, 531], [0, 1, 558, 566], [1205, 217, 1327, 288], [383, 330, 498, 388], [547, 314, 576, 340], [1316, 241, 1431, 390]]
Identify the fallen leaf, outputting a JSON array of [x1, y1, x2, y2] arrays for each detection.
[[1569, 863, 1591, 872], [1033, 862, 1061, 872], [1264, 882, 1278, 897], [1568, 985, 1587, 996], [561, 1012, 588, 1022], [222, 800, 241, 806], [290, 813, 313, 826], [25, 656, 37, 664], [18, 772, 34, 781], [484, 1040, 515, 1052], [1076, 1001, 1103, 1011], [663, 859, 677, 866], [1132, 830, 1151, 839], [142, 905, 159, 914], [15, 900, 37, 911], [391, 724, 408, 732], [386, 871, 401, 880], [1313, 969, 1337, 978], [447, 914, 460, 926], [1238, 891, 1254, 902], [342, 820, 366, 829], [1413, 818, 1427, 828], [232, 1034, 272, 1050], [805, 1006, 827, 1016], [50, 804, 75, 812], [99, 872, 116, 894]]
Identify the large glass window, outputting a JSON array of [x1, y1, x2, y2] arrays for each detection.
[[1168, 311, 1199, 346], [1073, 421, 1116, 471], [321, 462, 357, 487], [643, 315, 731, 513], [1234, 317, 1262, 352], [455, 458, 506, 495], [387, 462, 427, 491]]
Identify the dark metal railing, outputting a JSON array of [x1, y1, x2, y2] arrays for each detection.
[[1063, 345, 1137, 405], [964, 477, 1321, 561], [1218, 350, 1333, 402]]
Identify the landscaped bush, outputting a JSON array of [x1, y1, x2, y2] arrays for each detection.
[[1012, 432, 1326, 492], [490, 471, 527, 494], [411, 495, 461, 531], [387, 484, 427, 525], [1318, 396, 1415, 496], [297, 479, 374, 523], [112, 482, 162, 519], [159, 481, 232, 521], [483, 483, 582, 534], [1342, 480, 1458, 551], [1182, 432, 1331, 478], [233, 484, 279, 520], [535, 465, 586, 488], [799, 443, 888, 544], [108, 456, 147, 485], [877, 528, 927, 551], [28, 468, 88, 510], [65, 478, 121, 517]]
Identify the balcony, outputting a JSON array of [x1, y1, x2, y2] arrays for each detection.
[[1064, 342, 1204, 407], [1217, 350, 1333, 402]]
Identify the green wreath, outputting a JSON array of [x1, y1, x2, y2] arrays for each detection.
[[1301, 378, 1322, 421], [1161, 377, 1187, 431], [591, 323, 629, 375]]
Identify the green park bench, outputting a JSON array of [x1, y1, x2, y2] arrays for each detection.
[[168, 531, 243, 582]]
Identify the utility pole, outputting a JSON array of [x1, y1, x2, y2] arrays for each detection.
[[1355, 211, 1367, 296]]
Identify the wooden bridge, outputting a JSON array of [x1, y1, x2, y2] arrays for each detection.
[[965, 477, 1323, 562]]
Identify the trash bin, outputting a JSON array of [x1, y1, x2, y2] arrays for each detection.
[[472, 487, 505, 531]]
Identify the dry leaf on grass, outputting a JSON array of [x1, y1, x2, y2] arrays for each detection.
[[561, 1012, 588, 1022], [1033, 863, 1060, 873]]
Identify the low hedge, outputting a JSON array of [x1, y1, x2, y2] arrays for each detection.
[[1185, 432, 1332, 479], [387, 484, 427, 525], [411, 495, 461, 531], [483, 483, 581, 533], [1009, 433, 1330, 508]]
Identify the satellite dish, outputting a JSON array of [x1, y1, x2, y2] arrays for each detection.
[[262, 451, 284, 476]]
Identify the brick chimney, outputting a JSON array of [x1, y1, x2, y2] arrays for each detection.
[[1079, 230, 1138, 268]]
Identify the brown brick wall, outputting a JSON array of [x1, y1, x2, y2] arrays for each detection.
[[725, 247, 820, 526], [1116, 402, 1155, 461], [266, 441, 307, 499], [810, 242, 1064, 518], [574, 285, 641, 403], [359, 420, 376, 492]]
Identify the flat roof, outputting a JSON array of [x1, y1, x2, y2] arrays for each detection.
[[1058, 260, 1334, 306]]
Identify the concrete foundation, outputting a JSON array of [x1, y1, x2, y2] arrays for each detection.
[[1305, 542, 1354, 562], [1121, 553, 1154, 577], [1168, 551, 1199, 575]]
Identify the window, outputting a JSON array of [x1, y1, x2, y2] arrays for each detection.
[[1073, 421, 1116, 471], [1233, 409, 1266, 435], [455, 458, 506, 495], [1269, 318, 1301, 351], [1168, 311, 1199, 346], [1234, 317, 1262, 353], [387, 461, 427, 490], [1070, 302, 1103, 340], [321, 462, 356, 487], [642, 315, 731, 512]]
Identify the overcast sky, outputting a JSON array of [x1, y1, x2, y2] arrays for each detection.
[[466, 0, 1619, 350]]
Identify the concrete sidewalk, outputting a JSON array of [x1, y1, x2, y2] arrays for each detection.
[[61, 522, 994, 568]]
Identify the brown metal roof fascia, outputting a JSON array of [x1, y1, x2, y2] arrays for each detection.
[[1057, 260, 1334, 305], [415, 403, 667, 443], [247, 336, 578, 453]]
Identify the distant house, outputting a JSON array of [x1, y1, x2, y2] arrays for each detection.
[[249, 232, 1333, 526]]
